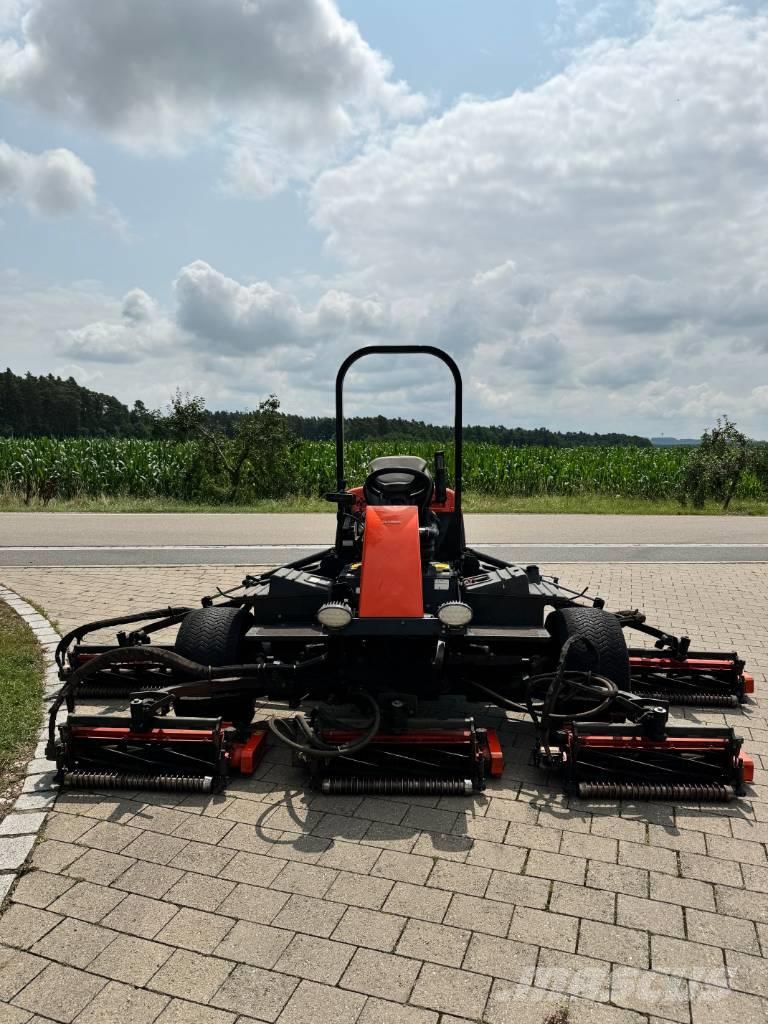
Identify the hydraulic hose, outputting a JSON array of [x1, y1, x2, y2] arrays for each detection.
[[268, 691, 382, 759], [525, 635, 618, 734]]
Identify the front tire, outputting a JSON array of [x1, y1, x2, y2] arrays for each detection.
[[546, 606, 630, 691], [174, 606, 256, 723]]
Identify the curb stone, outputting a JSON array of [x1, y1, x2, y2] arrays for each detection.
[[0, 582, 62, 903]]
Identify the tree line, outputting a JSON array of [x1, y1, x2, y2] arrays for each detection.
[[0, 368, 653, 447]]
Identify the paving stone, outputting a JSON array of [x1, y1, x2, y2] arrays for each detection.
[[155, 997, 235, 1024], [149, 948, 234, 1003], [409, 962, 491, 1018], [12, 962, 106, 1023], [648, 823, 707, 854], [41, 813, 93, 844], [687, 908, 761, 954], [88, 932, 173, 985], [120, 832, 189, 866], [325, 870, 393, 909], [101, 893, 179, 939], [689, 982, 768, 1024], [587, 861, 648, 898], [426, 859, 490, 897], [485, 870, 550, 909], [74, 980, 169, 1024], [277, 979, 365, 1024], [705, 834, 767, 866], [401, 806, 460, 835], [31, 917, 115, 968], [270, 893, 346, 937], [443, 893, 513, 937], [357, 997, 438, 1024], [216, 881, 289, 925], [483, 979, 567, 1024], [126, 805, 193, 836], [611, 965, 690, 1023], [410, 831, 473, 862], [155, 906, 234, 953], [355, 798, 408, 825], [78, 821, 140, 854], [218, 850, 286, 886], [0, 1004, 33, 1024], [0, 905, 61, 949], [560, 831, 618, 864], [314, 840, 381, 875], [332, 905, 407, 952], [168, 840, 236, 877], [271, 861, 337, 898], [742, 864, 768, 894], [30, 841, 81, 874], [616, 894, 686, 938], [214, 919, 293, 968], [383, 882, 452, 923], [508, 906, 578, 953], [549, 880, 615, 923], [0, 813, 46, 837], [273, 932, 356, 984], [47, 880, 125, 923], [338, 946, 422, 1002], [110, 860, 184, 899], [462, 932, 538, 983], [464, 839, 526, 874], [485, 798, 538, 825], [395, 919, 470, 968], [361, 821, 419, 852], [0, 946, 48, 1001], [715, 884, 768, 924], [526, 850, 586, 885], [535, 948, 611, 1001], [164, 871, 236, 912], [64, 849, 135, 886], [578, 919, 649, 968], [210, 963, 298, 1021], [371, 850, 433, 884], [619, 840, 679, 875], [171, 815, 234, 845], [11, 871, 74, 910], [651, 935, 726, 984], [679, 851, 743, 887]]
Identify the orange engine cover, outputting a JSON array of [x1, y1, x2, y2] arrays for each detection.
[[359, 505, 424, 618]]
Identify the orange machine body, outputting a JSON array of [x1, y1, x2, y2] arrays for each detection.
[[359, 505, 424, 618]]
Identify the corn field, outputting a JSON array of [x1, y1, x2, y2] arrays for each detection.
[[1, 437, 767, 502]]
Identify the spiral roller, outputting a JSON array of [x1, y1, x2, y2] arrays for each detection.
[[577, 781, 733, 801], [637, 691, 739, 708], [63, 770, 214, 793], [321, 776, 473, 796]]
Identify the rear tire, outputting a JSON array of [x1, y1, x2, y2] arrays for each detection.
[[546, 607, 630, 691], [174, 606, 256, 723]]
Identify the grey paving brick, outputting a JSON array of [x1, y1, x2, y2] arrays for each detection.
[[271, 861, 337, 898], [591, 815, 646, 844], [578, 919, 649, 968], [616, 894, 685, 938], [371, 849, 433, 884], [120, 831, 189, 866], [41, 813, 93, 844], [216, 881, 289, 925], [508, 906, 578, 953], [0, 1003, 33, 1024], [611, 965, 689, 1023], [210, 963, 298, 1021], [485, 798, 538, 824], [270, 893, 346, 937], [112, 860, 184, 899], [650, 872, 716, 912], [549, 880, 615, 923], [12, 962, 106, 1023], [454, 812, 507, 844], [88, 932, 173, 985], [168, 840, 237, 878], [705, 834, 767, 866], [443, 893, 513, 937], [126, 804, 193, 836], [314, 840, 381, 875], [156, 906, 235, 953], [0, 836, 35, 871], [426, 859, 490, 897], [587, 861, 648, 898], [339, 946, 422, 1002], [648, 823, 706, 853], [535, 948, 611, 1001], [651, 935, 726, 984], [332, 905, 407, 952], [64, 848, 135, 886], [383, 882, 452, 923], [274, 932, 356, 984], [11, 871, 74, 910], [560, 831, 618, 864], [526, 850, 586, 885], [687, 908, 762, 954], [483, 979, 567, 1024], [409, 962, 492, 1018], [155, 997, 235, 1024], [357, 997, 438, 1024], [502, 822, 560, 852], [218, 850, 286, 886], [464, 838, 526, 874], [214, 919, 292, 968], [680, 851, 743, 887], [0, 946, 48, 1001], [30, 841, 81, 874], [164, 871, 236, 912], [355, 798, 408, 825], [149, 948, 234, 1003], [395, 919, 470, 968], [361, 821, 419, 852], [462, 932, 538, 983], [401, 806, 460, 835], [486, 869, 550, 908], [325, 869, 393, 909], [410, 832, 473, 862], [689, 982, 767, 1024], [74, 980, 169, 1024], [101, 893, 178, 939], [171, 815, 234, 845], [742, 864, 768, 894], [715, 884, 768, 924], [277, 979, 364, 1024], [0, 905, 61, 949], [619, 840, 678, 875], [47, 880, 125, 923], [78, 821, 140, 854], [31, 917, 115, 968]]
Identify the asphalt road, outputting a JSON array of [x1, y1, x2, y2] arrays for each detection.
[[2, 512, 767, 565]]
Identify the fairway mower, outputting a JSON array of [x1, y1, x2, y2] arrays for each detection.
[[47, 346, 754, 801]]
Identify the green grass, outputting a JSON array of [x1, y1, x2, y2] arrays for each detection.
[[0, 601, 45, 796], [2, 492, 767, 515]]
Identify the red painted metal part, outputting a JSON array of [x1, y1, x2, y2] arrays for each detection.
[[359, 505, 424, 618], [320, 729, 473, 745], [348, 485, 455, 513], [629, 656, 739, 673], [69, 725, 215, 744], [743, 673, 755, 694], [228, 728, 268, 775], [576, 735, 732, 752], [482, 729, 505, 777], [740, 754, 755, 783]]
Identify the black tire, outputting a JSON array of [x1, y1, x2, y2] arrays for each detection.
[[546, 607, 631, 691], [174, 606, 256, 723]]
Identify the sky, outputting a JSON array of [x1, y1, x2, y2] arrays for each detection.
[[0, 0, 767, 436]]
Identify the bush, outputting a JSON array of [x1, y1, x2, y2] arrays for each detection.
[[678, 416, 750, 511]]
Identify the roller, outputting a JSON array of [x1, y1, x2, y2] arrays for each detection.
[[576, 781, 734, 801], [320, 776, 473, 795], [63, 770, 214, 793]]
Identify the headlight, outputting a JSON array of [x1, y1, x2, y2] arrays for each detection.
[[317, 602, 353, 629], [437, 602, 473, 628]]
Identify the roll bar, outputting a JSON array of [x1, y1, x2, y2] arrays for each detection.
[[334, 346, 463, 515]]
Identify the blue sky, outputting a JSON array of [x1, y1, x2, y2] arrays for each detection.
[[1, 0, 767, 436]]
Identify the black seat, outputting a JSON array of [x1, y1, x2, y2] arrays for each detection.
[[363, 456, 434, 519]]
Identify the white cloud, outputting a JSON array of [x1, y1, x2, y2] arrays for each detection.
[[0, 140, 96, 215], [0, 0, 426, 194], [56, 288, 174, 364]]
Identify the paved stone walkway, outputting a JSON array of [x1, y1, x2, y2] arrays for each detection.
[[0, 563, 766, 1024]]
